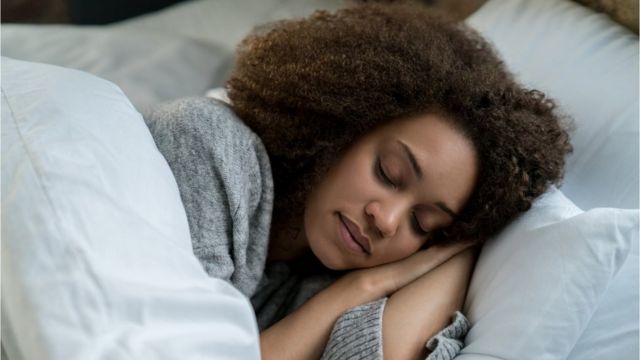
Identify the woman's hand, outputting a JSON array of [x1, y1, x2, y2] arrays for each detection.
[[333, 241, 475, 307], [383, 247, 478, 360], [260, 241, 475, 360]]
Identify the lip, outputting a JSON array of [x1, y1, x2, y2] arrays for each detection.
[[338, 213, 371, 255]]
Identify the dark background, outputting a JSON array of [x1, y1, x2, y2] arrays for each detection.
[[1, 0, 636, 33], [1, 0, 488, 24], [2, 0, 190, 24]]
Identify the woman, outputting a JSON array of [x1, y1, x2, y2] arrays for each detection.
[[145, 2, 571, 359]]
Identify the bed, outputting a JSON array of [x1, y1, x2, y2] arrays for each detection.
[[2, 0, 638, 359]]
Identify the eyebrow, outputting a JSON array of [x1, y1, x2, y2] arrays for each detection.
[[397, 140, 458, 219]]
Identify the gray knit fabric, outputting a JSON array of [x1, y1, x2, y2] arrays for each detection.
[[321, 298, 388, 360], [144, 97, 273, 298], [322, 301, 471, 360], [144, 97, 469, 359], [425, 311, 471, 360], [250, 260, 340, 330]]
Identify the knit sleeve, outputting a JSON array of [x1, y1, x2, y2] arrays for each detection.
[[144, 97, 274, 297], [425, 311, 470, 360], [321, 298, 387, 360], [321, 300, 470, 360]]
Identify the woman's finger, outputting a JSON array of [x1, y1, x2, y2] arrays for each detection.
[[376, 241, 477, 293]]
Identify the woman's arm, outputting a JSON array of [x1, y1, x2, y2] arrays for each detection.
[[259, 242, 472, 360], [383, 247, 477, 360], [259, 273, 368, 360]]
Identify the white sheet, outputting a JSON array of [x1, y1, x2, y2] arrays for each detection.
[[1, 57, 261, 360]]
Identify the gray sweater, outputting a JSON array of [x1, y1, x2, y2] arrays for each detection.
[[144, 97, 469, 359]]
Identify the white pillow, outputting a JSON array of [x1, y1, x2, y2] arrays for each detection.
[[464, 1, 639, 358], [458, 187, 637, 360], [466, 0, 639, 210], [1, 57, 260, 360], [114, 0, 343, 51], [566, 227, 639, 360], [0, 0, 344, 115], [0, 25, 232, 114]]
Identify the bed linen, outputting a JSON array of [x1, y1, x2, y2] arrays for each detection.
[[467, 0, 638, 211], [0, 25, 232, 114], [1, 57, 261, 360], [0, 0, 343, 114], [459, 187, 637, 360], [463, 0, 639, 358]]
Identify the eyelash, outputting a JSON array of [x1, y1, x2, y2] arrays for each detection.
[[376, 157, 395, 188], [411, 212, 430, 237], [375, 157, 429, 237]]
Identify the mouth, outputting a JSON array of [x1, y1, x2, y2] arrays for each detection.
[[338, 213, 371, 255]]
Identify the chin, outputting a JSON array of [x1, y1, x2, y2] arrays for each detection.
[[308, 238, 348, 271]]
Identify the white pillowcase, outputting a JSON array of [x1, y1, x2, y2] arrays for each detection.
[[1, 57, 260, 360], [458, 187, 637, 360], [467, 0, 639, 210], [464, 1, 639, 358], [566, 228, 639, 360], [0, 0, 344, 116], [1, 25, 232, 114], [114, 0, 343, 52]]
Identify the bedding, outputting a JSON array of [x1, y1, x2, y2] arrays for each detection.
[[566, 229, 639, 359], [459, 187, 637, 360], [1, 57, 261, 360], [467, 0, 639, 211], [0, 25, 232, 114], [464, 1, 639, 358], [0, 0, 343, 114]]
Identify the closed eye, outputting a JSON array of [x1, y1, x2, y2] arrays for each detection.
[[376, 156, 396, 188], [411, 211, 430, 237]]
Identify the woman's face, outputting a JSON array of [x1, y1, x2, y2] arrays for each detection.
[[304, 113, 478, 270]]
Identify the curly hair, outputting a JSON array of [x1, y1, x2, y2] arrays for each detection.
[[226, 2, 572, 245]]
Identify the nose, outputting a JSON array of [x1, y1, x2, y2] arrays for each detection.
[[364, 199, 404, 239]]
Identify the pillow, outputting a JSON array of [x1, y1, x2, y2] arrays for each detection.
[[0, 0, 344, 116], [566, 226, 639, 360], [114, 0, 344, 51], [1, 57, 260, 360], [466, 0, 639, 210], [464, 1, 639, 358], [0, 25, 233, 114], [457, 187, 637, 360]]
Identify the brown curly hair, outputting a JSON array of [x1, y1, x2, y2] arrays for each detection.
[[226, 2, 572, 245]]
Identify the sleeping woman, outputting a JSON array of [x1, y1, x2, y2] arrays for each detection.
[[144, 2, 571, 359]]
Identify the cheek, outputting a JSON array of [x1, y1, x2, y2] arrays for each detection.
[[336, 152, 381, 198], [376, 236, 424, 264], [316, 160, 376, 206]]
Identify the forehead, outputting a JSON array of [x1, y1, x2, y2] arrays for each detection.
[[374, 113, 478, 208], [377, 113, 467, 150]]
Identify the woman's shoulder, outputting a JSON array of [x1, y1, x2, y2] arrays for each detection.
[[143, 96, 272, 192], [144, 96, 259, 147], [143, 97, 274, 297]]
